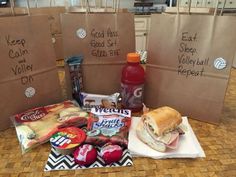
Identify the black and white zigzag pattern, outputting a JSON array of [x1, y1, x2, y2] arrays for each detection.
[[44, 148, 133, 171]]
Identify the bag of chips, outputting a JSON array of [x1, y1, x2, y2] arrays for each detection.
[[11, 100, 88, 153]]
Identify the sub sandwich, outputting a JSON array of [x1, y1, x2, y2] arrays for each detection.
[[136, 106, 185, 152]]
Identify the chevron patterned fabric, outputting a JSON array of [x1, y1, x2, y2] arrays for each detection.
[[44, 148, 133, 171]]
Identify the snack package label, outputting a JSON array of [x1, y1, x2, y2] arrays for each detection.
[[91, 107, 131, 117], [76, 144, 93, 162], [92, 115, 124, 137], [50, 127, 86, 149], [16, 107, 48, 123], [100, 144, 122, 156], [86, 108, 131, 147], [121, 83, 144, 109]]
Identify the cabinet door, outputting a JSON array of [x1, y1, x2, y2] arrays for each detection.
[[204, 0, 215, 7], [226, 0, 236, 8], [180, 0, 189, 7], [135, 31, 147, 51], [135, 17, 148, 31], [193, 0, 202, 7]]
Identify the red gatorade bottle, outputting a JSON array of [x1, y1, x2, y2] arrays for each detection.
[[121, 53, 145, 112]]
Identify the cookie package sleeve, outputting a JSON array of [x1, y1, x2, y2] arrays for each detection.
[[80, 92, 120, 111]]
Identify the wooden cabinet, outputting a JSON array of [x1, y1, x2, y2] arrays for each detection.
[[134, 15, 150, 52], [225, 0, 236, 8]]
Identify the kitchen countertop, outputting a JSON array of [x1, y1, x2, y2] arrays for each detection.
[[0, 68, 235, 177]]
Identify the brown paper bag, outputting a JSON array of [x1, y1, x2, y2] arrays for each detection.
[[61, 12, 135, 96], [15, 0, 66, 61], [233, 52, 236, 68], [145, 13, 236, 124], [29, 6, 65, 35], [0, 15, 62, 130], [52, 34, 64, 60], [28, 5, 66, 61], [0, 7, 27, 17]]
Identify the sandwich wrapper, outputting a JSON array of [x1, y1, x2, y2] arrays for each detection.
[[128, 117, 205, 159]]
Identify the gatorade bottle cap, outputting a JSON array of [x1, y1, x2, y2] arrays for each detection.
[[127, 53, 140, 63]]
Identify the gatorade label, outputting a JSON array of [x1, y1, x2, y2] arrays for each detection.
[[121, 83, 144, 109]]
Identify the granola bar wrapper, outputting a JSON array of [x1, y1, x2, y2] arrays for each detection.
[[66, 55, 84, 105]]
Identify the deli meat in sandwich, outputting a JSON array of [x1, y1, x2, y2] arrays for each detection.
[[136, 106, 185, 152]]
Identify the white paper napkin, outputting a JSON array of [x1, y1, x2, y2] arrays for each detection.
[[128, 117, 205, 159]]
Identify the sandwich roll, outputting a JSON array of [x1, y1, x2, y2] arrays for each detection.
[[136, 106, 184, 152], [136, 120, 166, 152], [143, 106, 182, 136]]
